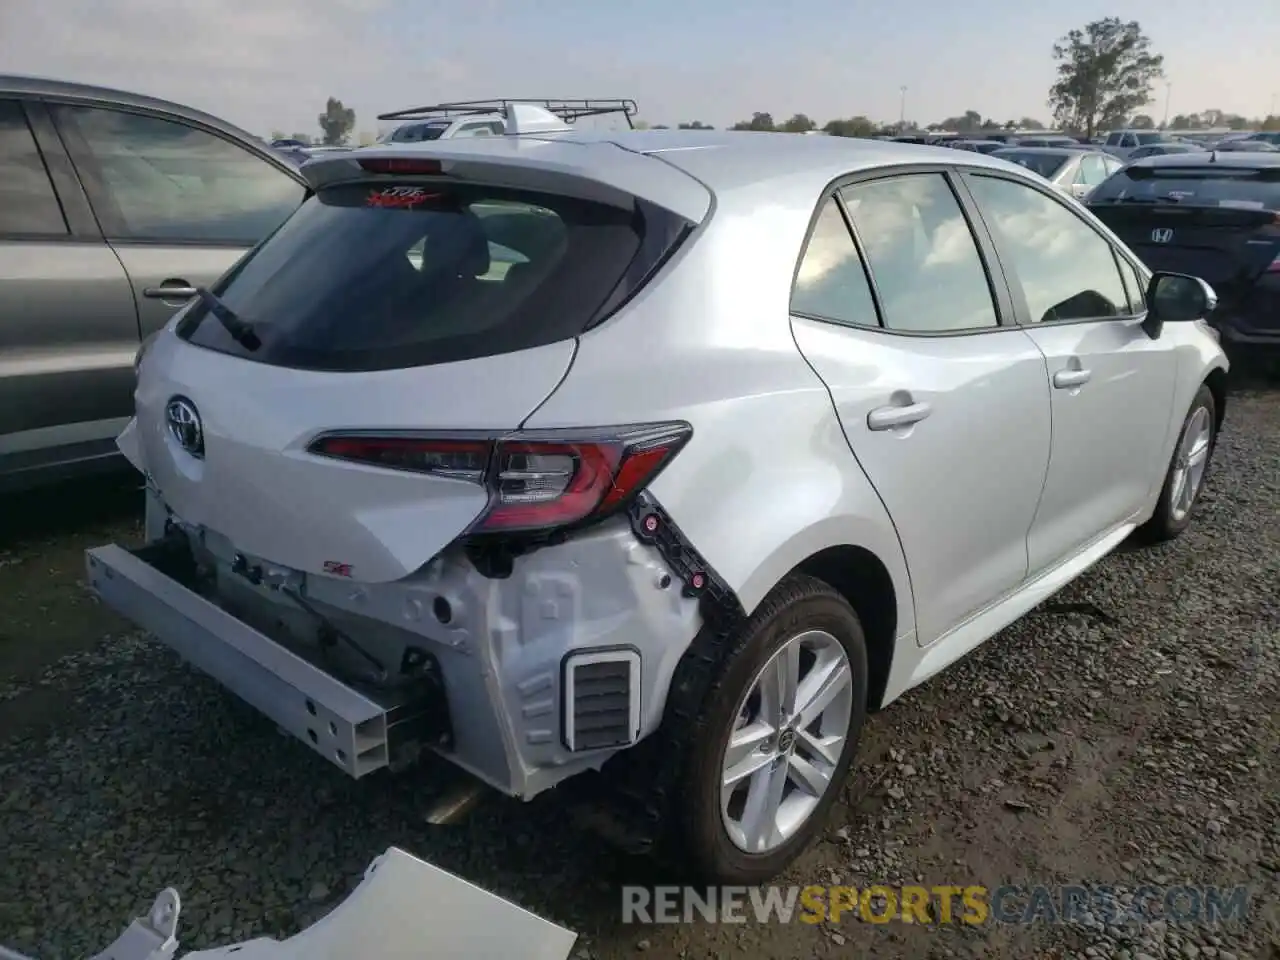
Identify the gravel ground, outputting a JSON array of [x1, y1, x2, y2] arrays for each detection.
[[1, 386, 1277, 960]]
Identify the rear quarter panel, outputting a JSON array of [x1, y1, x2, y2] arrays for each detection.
[[523, 176, 915, 635]]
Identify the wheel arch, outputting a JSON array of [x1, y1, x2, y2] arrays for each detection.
[[733, 513, 914, 714], [1204, 364, 1227, 434], [792, 544, 900, 711]]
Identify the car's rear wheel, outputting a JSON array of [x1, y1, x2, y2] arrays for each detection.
[[1138, 384, 1217, 544], [677, 574, 867, 884]]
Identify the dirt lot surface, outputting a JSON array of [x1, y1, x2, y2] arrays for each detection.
[[1, 387, 1277, 960]]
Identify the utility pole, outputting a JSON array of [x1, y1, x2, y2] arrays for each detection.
[[1162, 82, 1172, 129], [899, 86, 907, 130]]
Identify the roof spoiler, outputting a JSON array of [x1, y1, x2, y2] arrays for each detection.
[[376, 98, 638, 129]]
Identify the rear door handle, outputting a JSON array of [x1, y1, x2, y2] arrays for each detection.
[[867, 401, 932, 431], [143, 281, 197, 300], [1052, 368, 1092, 389]]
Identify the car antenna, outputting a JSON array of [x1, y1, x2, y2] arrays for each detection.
[[1209, 149, 1217, 163]]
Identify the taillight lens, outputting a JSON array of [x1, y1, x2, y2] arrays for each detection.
[[307, 423, 692, 534], [1267, 255, 1280, 273]]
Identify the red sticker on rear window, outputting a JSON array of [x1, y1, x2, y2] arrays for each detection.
[[366, 186, 441, 209]]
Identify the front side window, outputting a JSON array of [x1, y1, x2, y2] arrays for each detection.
[[0, 100, 68, 236], [790, 198, 878, 327], [841, 173, 999, 333], [967, 174, 1130, 324], [1116, 256, 1148, 314], [55, 105, 304, 244]]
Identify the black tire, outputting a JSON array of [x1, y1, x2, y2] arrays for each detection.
[[1137, 383, 1217, 544], [676, 573, 868, 885]]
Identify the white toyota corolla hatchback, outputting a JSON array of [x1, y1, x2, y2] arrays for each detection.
[[88, 103, 1228, 884]]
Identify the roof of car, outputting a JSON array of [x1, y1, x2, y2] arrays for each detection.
[[307, 128, 1018, 200], [1126, 151, 1280, 170]]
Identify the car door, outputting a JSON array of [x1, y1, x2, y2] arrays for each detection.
[[788, 170, 1052, 647], [0, 97, 139, 485], [961, 171, 1177, 576], [49, 103, 307, 337]]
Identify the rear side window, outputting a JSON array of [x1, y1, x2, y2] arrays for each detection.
[[790, 198, 878, 327], [842, 173, 999, 333], [180, 181, 691, 371], [1088, 167, 1280, 209], [0, 100, 68, 236], [54, 105, 304, 243]]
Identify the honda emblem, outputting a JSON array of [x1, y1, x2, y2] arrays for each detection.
[[1151, 228, 1174, 243]]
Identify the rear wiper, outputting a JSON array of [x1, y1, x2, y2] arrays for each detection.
[[194, 287, 261, 351]]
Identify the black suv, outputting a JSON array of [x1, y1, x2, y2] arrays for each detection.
[[1088, 152, 1280, 361]]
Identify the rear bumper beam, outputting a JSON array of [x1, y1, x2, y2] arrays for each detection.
[[85, 543, 447, 778]]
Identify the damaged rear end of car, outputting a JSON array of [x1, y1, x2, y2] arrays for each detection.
[[87, 135, 715, 801]]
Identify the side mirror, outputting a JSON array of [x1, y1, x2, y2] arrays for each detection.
[[1142, 272, 1218, 339]]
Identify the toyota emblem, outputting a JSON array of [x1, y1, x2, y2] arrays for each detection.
[[1151, 227, 1174, 243], [165, 396, 204, 458]]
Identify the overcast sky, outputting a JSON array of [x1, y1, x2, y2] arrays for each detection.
[[1, 0, 1276, 138]]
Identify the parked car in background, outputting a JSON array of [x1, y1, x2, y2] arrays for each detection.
[[1209, 138, 1278, 153], [1241, 131, 1280, 146], [1102, 130, 1170, 160], [0, 75, 308, 492], [1088, 152, 1280, 359], [950, 139, 1008, 155], [1127, 142, 1206, 161], [376, 113, 506, 143], [991, 146, 1123, 200], [89, 108, 1227, 887], [1010, 135, 1080, 148]]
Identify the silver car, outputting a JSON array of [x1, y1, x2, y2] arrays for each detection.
[[991, 145, 1123, 199], [0, 75, 308, 492], [88, 104, 1228, 885]]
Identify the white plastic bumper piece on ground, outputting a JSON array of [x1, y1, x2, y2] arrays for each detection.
[[2, 848, 577, 960]]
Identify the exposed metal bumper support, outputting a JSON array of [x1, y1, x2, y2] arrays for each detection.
[[84, 544, 442, 778]]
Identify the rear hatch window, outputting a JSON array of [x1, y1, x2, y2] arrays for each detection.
[[1089, 166, 1280, 208], [178, 179, 691, 371]]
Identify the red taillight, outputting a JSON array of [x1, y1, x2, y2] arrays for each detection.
[[357, 157, 445, 175], [1268, 255, 1280, 273], [310, 436, 490, 481], [307, 424, 692, 534]]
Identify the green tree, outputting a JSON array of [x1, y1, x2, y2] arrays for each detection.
[[288, 132, 314, 145], [1047, 18, 1165, 138], [780, 113, 816, 133], [823, 116, 877, 138], [677, 120, 714, 130], [1130, 113, 1155, 129], [269, 129, 286, 141], [317, 97, 356, 146], [1262, 115, 1280, 132], [731, 112, 776, 131], [1018, 117, 1046, 130], [938, 110, 983, 132]]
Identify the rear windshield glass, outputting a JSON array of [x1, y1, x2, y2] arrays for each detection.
[[390, 123, 448, 142], [1137, 133, 1164, 145], [994, 151, 1069, 179], [179, 181, 688, 371], [1089, 167, 1280, 209]]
